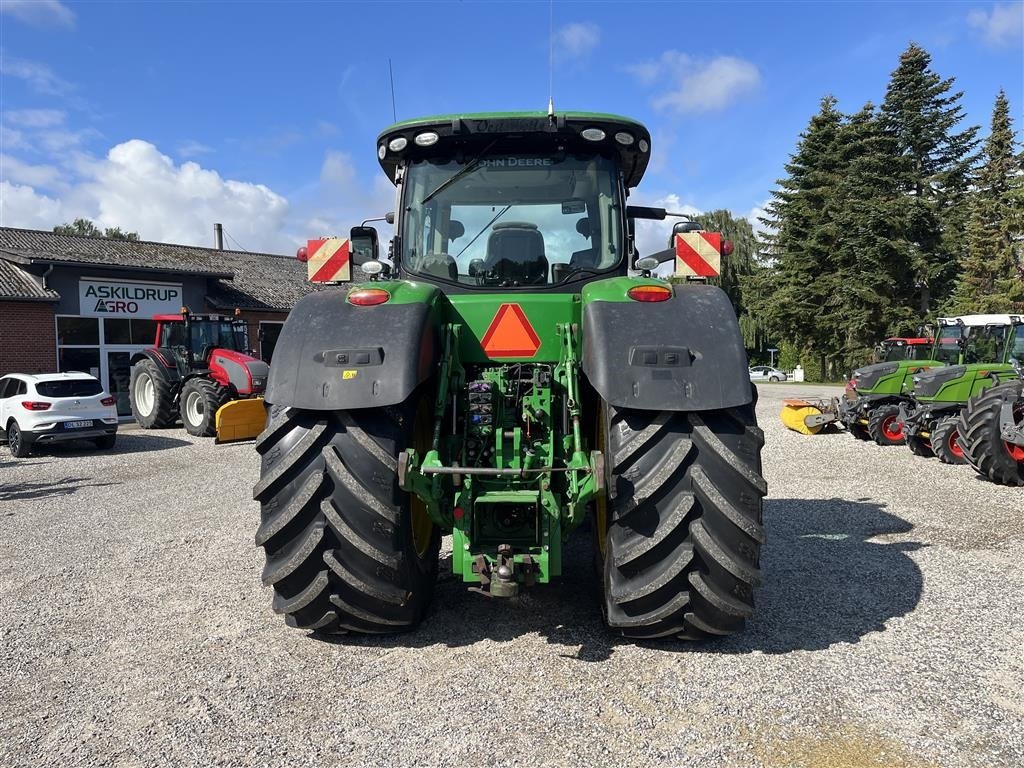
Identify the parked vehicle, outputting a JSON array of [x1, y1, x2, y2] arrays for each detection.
[[0, 372, 118, 457], [750, 365, 787, 382], [254, 110, 766, 639], [129, 310, 269, 438]]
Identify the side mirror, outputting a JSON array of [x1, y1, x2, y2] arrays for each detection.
[[668, 220, 702, 248], [349, 226, 379, 266]]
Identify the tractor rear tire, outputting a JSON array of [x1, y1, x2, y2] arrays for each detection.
[[849, 422, 871, 441], [130, 359, 176, 429], [597, 396, 766, 640], [906, 434, 934, 458], [253, 397, 440, 633], [931, 415, 966, 465], [868, 405, 905, 446], [180, 378, 230, 437], [957, 381, 1024, 487]]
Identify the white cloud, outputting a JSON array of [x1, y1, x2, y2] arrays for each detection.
[[745, 200, 772, 236], [1, 139, 292, 251], [0, 154, 64, 189], [316, 120, 339, 136], [627, 51, 761, 113], [3, 108, 66, 128], [177, 140, 213, 158], [0, 0, 75, 28], [967, 3, 1024, 46], [0, 124, 29, 151], [0, 180, 64, 230], [0, 55, 72, 95], [555, 22, 601, 58]]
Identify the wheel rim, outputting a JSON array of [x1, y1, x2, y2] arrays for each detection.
[[409, 398, 434, 558], [134, 372, 155, 417], [882, 415, 904, 441], [184, 390, 205, 427], [9, 424, 20, 454], [947, 429, 964, 458]]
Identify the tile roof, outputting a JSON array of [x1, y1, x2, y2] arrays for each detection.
[[0, 258, 60, 302], [0, 227, 320, 312]]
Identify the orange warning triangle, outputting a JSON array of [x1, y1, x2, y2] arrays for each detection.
[[481, 304, 541, 358]]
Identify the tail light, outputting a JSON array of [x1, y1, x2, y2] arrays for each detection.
[[295, 246, 309, 262], [101, 396, 117, 406], [347, 288, 390, 306], [627, 285, 672, 302], [21, 401, 51, 411], [721, 239, 734, 256]]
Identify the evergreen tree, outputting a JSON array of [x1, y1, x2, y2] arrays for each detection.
[[948, 91, 1024, 313], [881, 43, 979, 314], [756, 95, 846, 377], [830, 103, 919, 368]]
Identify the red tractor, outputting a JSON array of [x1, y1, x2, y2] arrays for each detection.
[[129, 310, 269, 437], [872, 337, 934, 363]]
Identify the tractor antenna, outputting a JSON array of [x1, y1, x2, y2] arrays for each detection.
[[388, 58, 397, 122], [547, 0, 555, 117]]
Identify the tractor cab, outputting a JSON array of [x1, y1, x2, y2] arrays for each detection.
[[300, 112, 728, 289], [153, 312, 250, 371], [873, 337, 934, 363]]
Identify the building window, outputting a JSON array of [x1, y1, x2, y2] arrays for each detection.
[[103, 318, 157, 345], [56, 316, 99, 346]]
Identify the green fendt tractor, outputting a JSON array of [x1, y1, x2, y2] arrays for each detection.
[[253, 111, 767, 639], [840, 318, 965, 445], [901, 316, 1023, 463]]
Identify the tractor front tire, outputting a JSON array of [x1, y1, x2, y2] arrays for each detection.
[[597, 397, 766, 640], [130, 360, 176, 428], [906, 434, 934, 458], [253, 398, 440, 633], [957, 381, 1024, 487], [868, 405, 905, 446], [931, 415, 966, 465], [849, 422, 871, 441], [180, 378, 230, 437]]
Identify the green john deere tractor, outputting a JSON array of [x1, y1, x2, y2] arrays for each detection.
[[840, 318, 965, 445], [253, 111, 766, 639], [901, 316, 1023, 463]]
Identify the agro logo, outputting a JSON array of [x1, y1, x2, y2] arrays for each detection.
[[93, 299, 139, 313]]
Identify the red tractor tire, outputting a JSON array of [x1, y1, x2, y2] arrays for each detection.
[[957, 381, 1024, 487], [868, 405, 906, 446], [930, 416, 966, 465]]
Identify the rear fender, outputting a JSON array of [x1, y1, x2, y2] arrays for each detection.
[[581, 279, 752, 411], [130, 349, 181, 386], [266, 283, 441, 410]]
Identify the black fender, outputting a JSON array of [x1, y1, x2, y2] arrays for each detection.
[[130, 349, 181, 386], [266, 288, 439, 410], [581, 283, 752, 411]]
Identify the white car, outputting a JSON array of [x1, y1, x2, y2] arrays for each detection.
[[0, 372, 119, 457], [749, 365, 788, 383]]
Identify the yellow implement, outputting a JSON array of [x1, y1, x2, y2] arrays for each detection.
[[215, 397, 268, 443], [780, 398, 840, 435]]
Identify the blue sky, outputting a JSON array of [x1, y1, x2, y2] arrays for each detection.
[[1, 0, 1021, 254]]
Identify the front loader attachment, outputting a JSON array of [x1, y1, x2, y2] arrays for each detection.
[[780, 398, 843, 435], [215, 397, 267, 443]]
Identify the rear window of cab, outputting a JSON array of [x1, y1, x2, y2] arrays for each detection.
[[35, 380, 103, 398]]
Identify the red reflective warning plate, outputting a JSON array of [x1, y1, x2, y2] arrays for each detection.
[[481, 303, 541, 358]]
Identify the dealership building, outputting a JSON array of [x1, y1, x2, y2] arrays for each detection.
[[0, 227, 315, 416]]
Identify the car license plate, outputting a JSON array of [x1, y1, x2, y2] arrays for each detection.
[[66, 420, 93, 429]]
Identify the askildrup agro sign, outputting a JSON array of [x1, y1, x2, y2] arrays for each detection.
[[79, 278, 183, 318]]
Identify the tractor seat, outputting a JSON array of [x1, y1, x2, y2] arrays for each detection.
[[483, 222, 548, 285]]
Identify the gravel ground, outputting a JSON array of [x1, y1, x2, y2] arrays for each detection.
[[1, 383, 1022, 768]]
